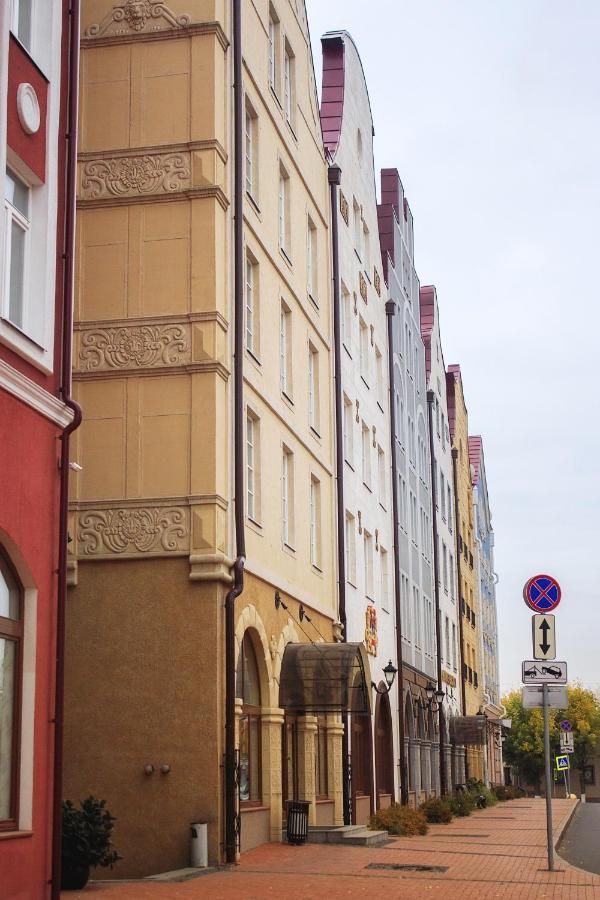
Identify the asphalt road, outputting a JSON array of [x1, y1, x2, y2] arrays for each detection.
[[559, 801, 600, 874]]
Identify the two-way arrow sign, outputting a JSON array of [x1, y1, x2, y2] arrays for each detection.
[[532, 614, 556, 660]]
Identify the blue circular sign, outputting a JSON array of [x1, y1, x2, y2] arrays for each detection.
[[560, 720, 572, 732], [523, 574, 561, 613]]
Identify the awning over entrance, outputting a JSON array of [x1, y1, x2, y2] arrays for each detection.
[[279, 642, 372, 715], [450, 715, 487, 745]]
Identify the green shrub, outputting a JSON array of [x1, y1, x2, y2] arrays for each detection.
[[62, 797, 122, 872], [494, 785, 511, 801], [449, 792, 475, 817], [369, 803, 428, 836], [419, 797, 453, 823]]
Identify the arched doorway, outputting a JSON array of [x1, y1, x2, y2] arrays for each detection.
[[404, 691, 415, 796], [374, 691, 394, 808], [236, 631, 263, 807], [351, 713, 373, 824]]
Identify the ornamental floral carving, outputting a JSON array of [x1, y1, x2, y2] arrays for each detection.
[[79, 324, 191, 371], [365, 604, 378, 656], [359, 271, 367, 303], [374, 268, 381, 296], [81, 153, 190, 200], [339, 191, 349, 225], [79, 507, 188, 555], [86, 1, 191, 38]]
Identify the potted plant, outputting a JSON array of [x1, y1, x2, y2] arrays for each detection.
[[61, 796, 122, 890]]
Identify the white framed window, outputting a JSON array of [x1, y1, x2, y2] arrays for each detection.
[[279, 300, 292, 397], [364, 531, 373, 599], [308, 342, 320, 432], [375, 346, 384, 407], [408, 418, 416, 467], [244, 99, 258, 201], [362, 220, 370, 271], [359, 317, 369, 384], [361, 422, 371, 489], [11, 0, 32, 50], [436, 397, 440, 435], [410, 491, 417, 542], [341, 283, 351, 351], [353, 198, 361, 258], [4, 169, 29, 333], [452, 622, 457, 670], [441, 412, 446, 449], [445, 615, 450, 665], [246, 412, 260, 523], [345, 511, 356, 585], [307, 216, 317, 302], [448, 485, 453, 532], [440, 471, 446, 520], [442, 541, 448, 592], [399, 474, 407, 529], [268, 6, 280, 93], [281, 445, 294, 547], [380, 547, 389, 612], [343, 394, 353, 465], [283, 40, 295, 125], [378, 446, 386, 508], [309, 475, 321, 568], [413, 586, 421, 649], [245, 250, 259, 357], [278, 163, 290, 257]]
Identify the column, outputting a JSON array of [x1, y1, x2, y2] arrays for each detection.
[[261, 707, 285, 842], [444, 744, 453, 793], [430, 743, 440, 796], [327, 714, 345, 825], [421, 740, 432, 797], [410, 740, 422, 798], [297, 714, 318, 825]]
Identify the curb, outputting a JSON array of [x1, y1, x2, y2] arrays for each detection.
[[554, 799, 579, 851]]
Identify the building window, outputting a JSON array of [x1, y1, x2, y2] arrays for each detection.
[[359, 317, 369, 385], [11, 0, 32, 50], [399, 475, 407, 529], [442, 542, 448, 592], [441, 412, 446, 449], [380, 547, 389, 612], [307, 216, 317, 302], [308, 342, 319, 432], [345, 512, 356, 585], [410, 491, 417, 541], [341, 283, 351, 351], [4, 169, 30, 331], [452, 622, 457, 669], [236, 633, 262, 805], [353, 198, 361, 258], [310, 475, 321, 568], [244, 99, 258, 201], [316, 717, 329, 798], [445, 615, 450, 665], [375, 346, 384, 407], [268, 6, 280, 94], [281, 446, 294, 547], [362, 221, 370, 271], [343, 394, 353, 465], [278, 164, 291, 257], [378, 446, 386, 508], [283, 40, 295, 125], [364, 531, 373, 599], [450, 552, 455, 599], [361, 422, 371, 489], [440, 472, 446, 519], [0, 551, 22, 829], [279, 300, 292, 398], [408, 418, 416, 467], [246, 412, 260, 523], [447, 485, 453, 532], [413, 586, 421, 649], [245, 251, 259, 357]]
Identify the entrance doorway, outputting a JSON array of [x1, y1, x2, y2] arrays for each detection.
[[282, 714, 299, 823], [351, 714, 373, 825], [375, 692, 394, 808]]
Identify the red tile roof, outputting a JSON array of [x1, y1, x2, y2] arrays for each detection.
[[468, 435, 483, 486], [320, 36, 345, 160], [445, 365, 462, 442], [419, 285, 436, 380]]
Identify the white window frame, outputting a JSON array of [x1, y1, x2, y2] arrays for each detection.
[[4, 169, 30, 334], [361, 422, 371, 489], [309, 475, 321, 569], [308, 342, 319, 433], [343, 394, 353, 465], [245, 250, 259, 358], [364, 531, 373, 599], [345, 511, 356, 585], [279, 299, 291, 398], [281, 445, 294, 547], [246, 412, 260, 523]]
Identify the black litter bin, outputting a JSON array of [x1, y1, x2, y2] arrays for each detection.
[[286, 800, 310, 845]]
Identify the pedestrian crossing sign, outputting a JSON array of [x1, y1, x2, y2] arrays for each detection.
[[555, 754, 570, 771]]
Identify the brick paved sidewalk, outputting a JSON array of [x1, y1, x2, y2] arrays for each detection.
[[64, 798, 599, 899]]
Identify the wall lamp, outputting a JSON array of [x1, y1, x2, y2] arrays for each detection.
[[371, 660, 398, 695], [417, 680, 446, 710]]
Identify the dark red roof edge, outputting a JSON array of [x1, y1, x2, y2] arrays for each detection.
[[320, 35, 345, 160]]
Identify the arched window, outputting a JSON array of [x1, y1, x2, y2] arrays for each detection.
[[0, 550, 22, 829], [236, 632, 262, 806]]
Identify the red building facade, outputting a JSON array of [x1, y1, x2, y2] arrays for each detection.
[[0, 2, 79, 897]]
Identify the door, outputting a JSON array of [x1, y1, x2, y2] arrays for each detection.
[[351, 714, 373, 824], [282, 714, 299, 822], [375, 693, 394, 807]]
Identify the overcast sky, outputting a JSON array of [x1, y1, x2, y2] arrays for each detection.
[[306, 0, 600, 695]]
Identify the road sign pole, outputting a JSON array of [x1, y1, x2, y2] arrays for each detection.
[[564, 769, 568, 798], [543, 683, 554, 871]]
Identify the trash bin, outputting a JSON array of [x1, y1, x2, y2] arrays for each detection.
[[190, 822, 208, 867], [286, 800, 310, 845]]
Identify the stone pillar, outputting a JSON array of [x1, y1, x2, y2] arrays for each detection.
[[327, 714, 345, 825], [261, 707, 285, 842], [430, 743, 440, 796], [458, 745, 466, 784], [444, 744, 453, 793], [421, 740, 432, 796], [410, 740, 421, 796], [297, 715, 318, 825]]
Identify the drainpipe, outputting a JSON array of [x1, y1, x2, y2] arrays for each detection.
[[451, 446, 468, 781], [52, 1, 82, 896], [426, 390, 446, 797], [224, 0, 246, 865], [386, 301, 408, 806], [327, 164, 350, 825]]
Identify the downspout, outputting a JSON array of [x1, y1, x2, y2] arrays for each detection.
[[52, 1, 82, 896], [224, 0, 245, 865], [451, 446, 468, 780], [328, 164, 350, 825], [426, 390, 446, 796], [386, 300, 408, 806]]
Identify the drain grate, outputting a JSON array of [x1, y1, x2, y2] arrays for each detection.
[[366, 862, 448, 873]]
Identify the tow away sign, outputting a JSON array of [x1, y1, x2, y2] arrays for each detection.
[[522, 660, 567, 684]]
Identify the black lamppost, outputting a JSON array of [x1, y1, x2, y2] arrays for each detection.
[[372, 660, 398, 694]]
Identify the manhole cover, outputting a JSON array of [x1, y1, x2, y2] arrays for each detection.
[[366, 863, 448, 873]]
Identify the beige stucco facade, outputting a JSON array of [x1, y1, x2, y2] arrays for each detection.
[[446, 366, 485, 781], [64, 0, 341, 877]]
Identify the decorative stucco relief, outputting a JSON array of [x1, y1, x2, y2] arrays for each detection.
[[81, 153, 190, 200], [78, 506, 189, 556], [86, 1, 190, 38], [78, 323, 191, 371]]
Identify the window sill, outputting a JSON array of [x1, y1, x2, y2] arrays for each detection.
[[308, 293, 319, 311], [246, 191, 261, 216], [309, 425, 321, 440], [346, 578, 357, 589], [279, 246, 293, 269], [377, 401, 384, 414], [247, 516, 263, 535], [343, 344, 352, 360], [283, 541, 296, 556], [270, 84, 282, 109], [344, 459, 354, 471], [246, 348, 262, 368], [363, 482, 372, 493], [311, 563, 323, 575], [281, 390, 294, 407], [360, 376, 370, 390], [0, 829, 32, 841]]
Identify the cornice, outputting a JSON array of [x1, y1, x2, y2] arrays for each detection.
[[0, 360, 74, 428], [78, 139, 228, 166], [77, 185, 229, 211], [82, 20, 229, 52], [73, 311, 229, 331], [70, 494, 228, 512], [73, 360, 230, 382]]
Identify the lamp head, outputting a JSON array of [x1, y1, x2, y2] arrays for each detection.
[[383, 660, 397, 688]]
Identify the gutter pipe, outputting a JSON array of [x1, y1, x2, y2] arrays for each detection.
[[451, 445, 468, 780], [426, 390, 446, 796], [386, 300, 408, 806], [327, 164, 351, 825], [52, 1, 82, 896], [224, 0, 245, 864]]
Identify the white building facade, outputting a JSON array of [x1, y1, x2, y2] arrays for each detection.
[[320, 32, 398, 824], [378, 169, 439, 804]]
